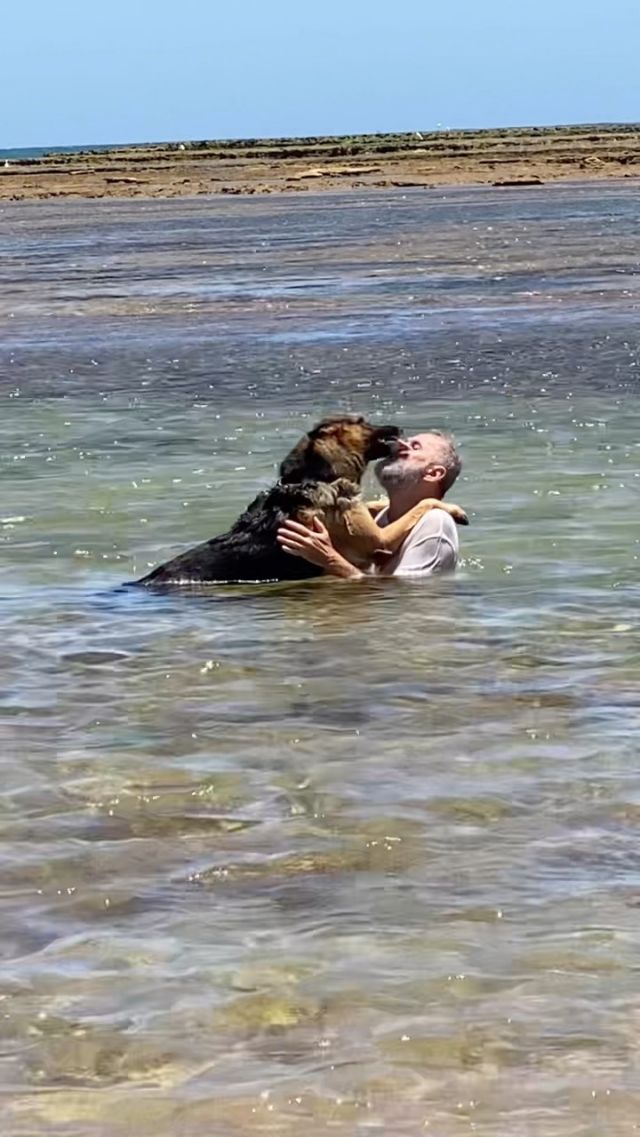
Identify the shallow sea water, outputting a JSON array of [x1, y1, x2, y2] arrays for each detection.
[[1, 184, 639, 1135]]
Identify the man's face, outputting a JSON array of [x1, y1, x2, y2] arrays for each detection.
[[375, 433, 446, 491]]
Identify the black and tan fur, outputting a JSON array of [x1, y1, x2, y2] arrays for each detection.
[[133, 415, 466, 586]]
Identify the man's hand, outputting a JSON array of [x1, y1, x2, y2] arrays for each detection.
[[277, 516, 363, 579]]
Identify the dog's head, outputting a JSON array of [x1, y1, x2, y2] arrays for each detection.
[[279, 415, 400, 484]]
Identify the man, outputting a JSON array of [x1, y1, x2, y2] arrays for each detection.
[[277, 430, 462, 580]]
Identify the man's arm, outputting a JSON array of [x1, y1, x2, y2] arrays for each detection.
[[277, 517, 364, 579]]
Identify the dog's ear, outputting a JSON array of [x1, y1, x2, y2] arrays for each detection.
[[307, 420, 333, 441], [279, 436, 334, 484]]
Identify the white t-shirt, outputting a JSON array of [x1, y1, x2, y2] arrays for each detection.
[[374, 505, 459, 578]]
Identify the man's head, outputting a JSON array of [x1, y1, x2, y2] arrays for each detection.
[[375, 431, 461, 499]]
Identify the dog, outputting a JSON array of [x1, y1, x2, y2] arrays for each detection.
[[133, 415, 467, 586]]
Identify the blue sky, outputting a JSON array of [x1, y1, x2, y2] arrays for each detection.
[[4, 0, 639, 148]]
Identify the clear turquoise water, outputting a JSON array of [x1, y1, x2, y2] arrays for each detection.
[[1, 184, 639, 1135]]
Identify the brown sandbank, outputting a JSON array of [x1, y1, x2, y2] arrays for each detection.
[[2, 123, 639, 201]]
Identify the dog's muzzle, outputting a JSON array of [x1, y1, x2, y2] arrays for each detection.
[[367, 424, 401, 459]]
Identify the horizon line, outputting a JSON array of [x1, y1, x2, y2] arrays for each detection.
[[4, 119, 640, 156]]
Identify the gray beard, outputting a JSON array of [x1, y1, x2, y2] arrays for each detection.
[[375, 457, 425, 491]]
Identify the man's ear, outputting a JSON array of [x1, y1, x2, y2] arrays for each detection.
[[426, 463, 447, 484]]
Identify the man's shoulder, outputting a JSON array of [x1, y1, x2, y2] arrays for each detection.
[[392, 506, 459, 576], [412, 507, 459, 542]]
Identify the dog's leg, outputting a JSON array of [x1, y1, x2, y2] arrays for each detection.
[[375, 499, 468, 552], [341, 498, 468, 558], [365, 498, 390, 518]]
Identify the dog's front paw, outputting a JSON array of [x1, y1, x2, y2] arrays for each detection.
[[445, 502, 469, 526], [331, 477, 360, 496]]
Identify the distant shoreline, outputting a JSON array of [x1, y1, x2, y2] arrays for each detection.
[[2, 124, 639, 202]]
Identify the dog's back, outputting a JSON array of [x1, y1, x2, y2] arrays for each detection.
[[133, 415, 399, 586], [136, 484, 322, 586]]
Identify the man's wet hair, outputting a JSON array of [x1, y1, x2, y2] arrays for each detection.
[[426, 431, 462, 493]]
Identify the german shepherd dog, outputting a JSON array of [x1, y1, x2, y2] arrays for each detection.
[[134, 415, 467, 587]]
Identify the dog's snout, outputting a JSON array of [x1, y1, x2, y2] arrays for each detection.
[[366, 423, 402, 460], [378, 424, 400, 439]]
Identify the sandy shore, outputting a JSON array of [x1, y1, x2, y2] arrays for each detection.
[[2, 124, 639, 201]]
